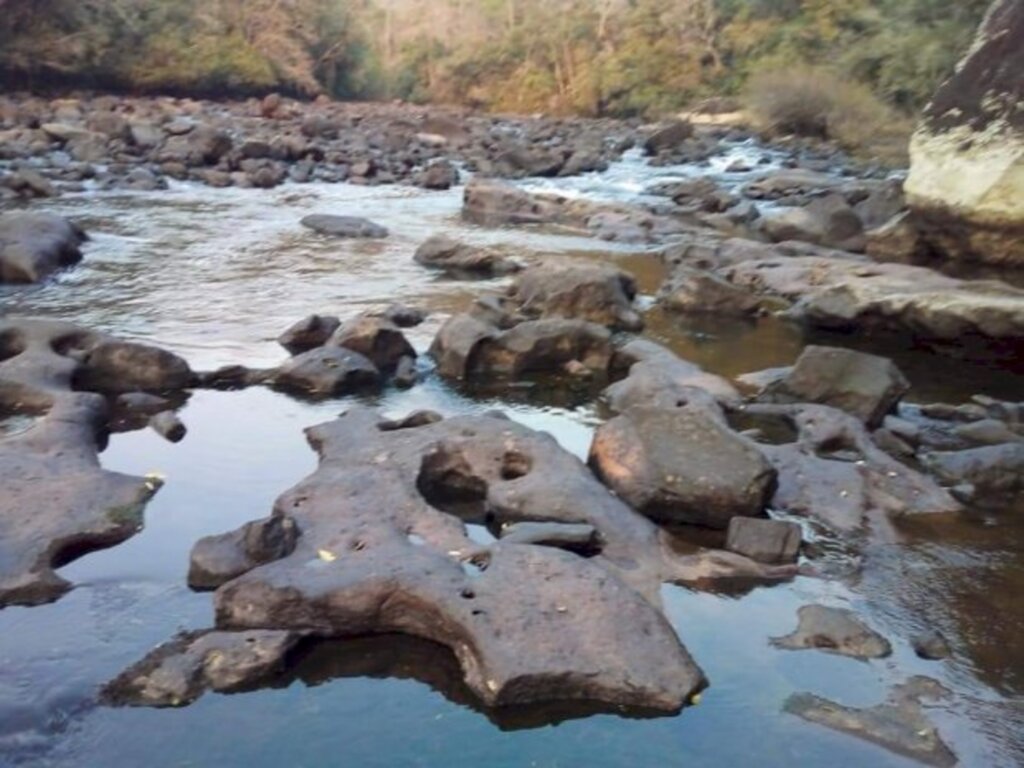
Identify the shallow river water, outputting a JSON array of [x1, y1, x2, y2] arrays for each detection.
[[1, 145, 1022, 767]]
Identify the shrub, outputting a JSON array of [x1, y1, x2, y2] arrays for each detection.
[[744, 66, 914, 164]]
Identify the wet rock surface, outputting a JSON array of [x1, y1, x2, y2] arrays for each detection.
[[0, 318, 190, 607], [725, 517, 802, 565], [300, 214, 388, 238], [772, 604, 892, 659], [0, 212, 86, 283]]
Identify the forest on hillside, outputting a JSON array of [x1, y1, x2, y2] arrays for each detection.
[[0, 0, 991, 119]]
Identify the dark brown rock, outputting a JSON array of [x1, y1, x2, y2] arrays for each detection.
[[760, 345, 909, 428], [329, 315, 415, 373], [511, 262, 643, 331], [589, 406, 777, 529], [271, 346, 380, 397], [414, 234, 522, 276], [278, 314, 342, 355], [725, 517, 801, 565], [189, 515, 299, 590]]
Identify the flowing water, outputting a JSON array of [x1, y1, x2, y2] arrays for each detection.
[[1, 144, 1022, 767]]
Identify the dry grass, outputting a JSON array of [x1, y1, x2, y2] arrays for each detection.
[[745, 67, 914, 166]]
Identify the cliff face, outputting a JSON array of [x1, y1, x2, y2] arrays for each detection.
[[905, 0, 1024, 268]]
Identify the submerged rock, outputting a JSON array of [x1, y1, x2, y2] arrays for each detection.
[[589, 406, 777, 529], [0, 319, 184, 607], [300, 214, 389, 238], [905, 0, 1024, 268], [784, 677, 956, 767], [104, 630, 304, 708], [772, 604, 892, 659], [0, 212, 86, 283]]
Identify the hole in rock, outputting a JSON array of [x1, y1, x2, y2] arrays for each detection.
[[499, 450, 532, 481], [51, 331, 96, 360], [727, 410, 799, 445], [417, 446, 489, 521]]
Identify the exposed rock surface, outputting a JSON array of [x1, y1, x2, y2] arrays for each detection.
[[189, 514, 300, 590], [905, 0, 1024, 267], [0, 319, 190, 607], [743, 403, 961, 531], [511, 262, 643, 331], [784, 677, 956, 767], [589, 405, 777, 529], [0, 212, 86, 283], [772, 604, 892, 659], [270, 346, 380, 397], [430, 313, 612, 380], [278, 314, 341, 355], [757, 346, 909, 428], [329, 314, 416, 373], [604, 339, 740, 412]]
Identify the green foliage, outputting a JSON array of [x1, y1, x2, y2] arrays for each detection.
[[0, 0, 991, 121]]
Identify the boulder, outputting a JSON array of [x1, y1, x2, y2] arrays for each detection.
[[271, 347, 380, 397], [160, 124, 232, 166], [414, 234, 522, 276], [277, 314, 341, 355], [189, 514, 299, 590], [760, 194, 865, 252], [759, 346, 909, 428], [430, 314, 612, 380], [498, 522, 599, 554], [416, 159, 459, 190], [912, 630, 952, 661], [300, 214, 389, 239], [462, 177, 561, 226], [905, 0, 1024, 267], [922, 443, 1024, 503], [329, 314, 416, 372], [659, 266, 760, 316], [725, 517, 801, 565], [75, 341, 193, 394], [643, 120, 695, 155], [589, 406, 777, 529], [511, 262, 643, 331], [772, 604, 892, 659], [0, 212, 86, 283]]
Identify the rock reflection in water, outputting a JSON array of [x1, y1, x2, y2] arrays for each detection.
[[274, 634, 672, 731]]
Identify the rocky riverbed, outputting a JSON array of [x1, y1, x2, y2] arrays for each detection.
[[1, 93, 1023, 768]]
